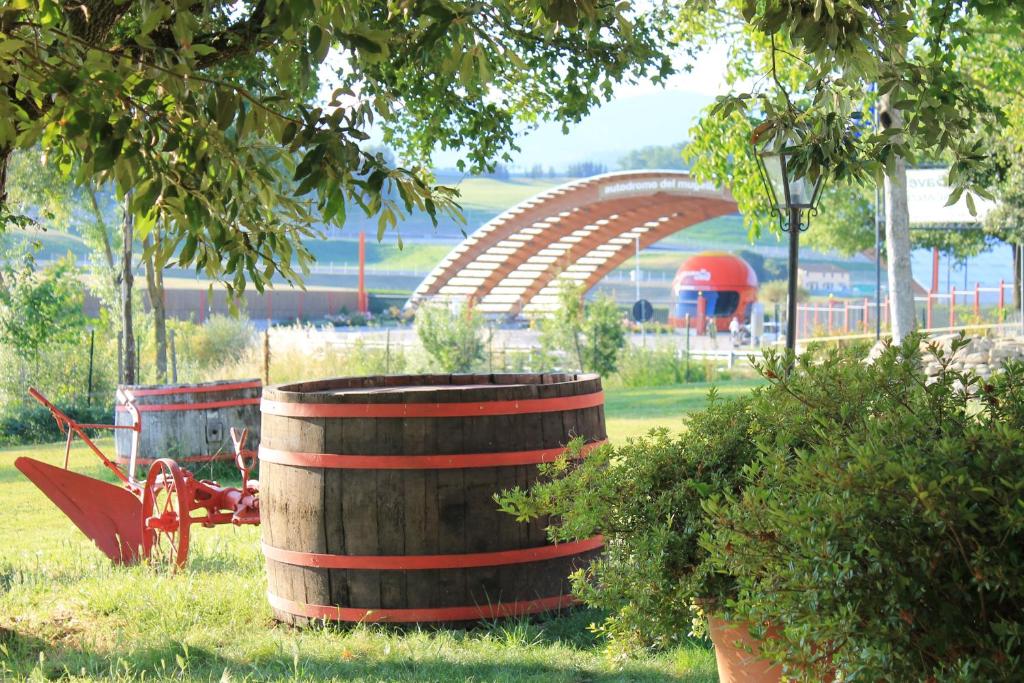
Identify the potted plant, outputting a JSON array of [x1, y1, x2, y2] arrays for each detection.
[[703, 336, 1024, 681]]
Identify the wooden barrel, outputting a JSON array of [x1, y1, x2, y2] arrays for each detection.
[[259, 373, 606, 625], [114, 378, 262, 470]]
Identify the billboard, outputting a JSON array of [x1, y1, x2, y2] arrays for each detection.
[[907, 168, 995, 225]]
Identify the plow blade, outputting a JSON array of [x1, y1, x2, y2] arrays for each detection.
[[15, 457, 142, 564]]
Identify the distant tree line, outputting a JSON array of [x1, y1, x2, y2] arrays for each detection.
[[566, 161, 609, 178], [618, 142, 690, 171]]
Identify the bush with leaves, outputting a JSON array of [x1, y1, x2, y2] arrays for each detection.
[[414, 301, 484, 373], [0, 400, 113, 448], [613, 345, 729, 387], [539, 281, 626, 377], [170, 315, 257, 380], [703, 336, 1024, 681], [0, 255, 87, 362], [0, 256, 118, 442], [496, 391, 761, 651]]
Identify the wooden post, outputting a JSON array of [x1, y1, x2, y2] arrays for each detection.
[[696, 292, 707, 335], [827, 297, 834, 335], [926, 292, 933, 329], [999, 279, 1005, 320], [169, 329, 178, 383], [863, 298, 870, 332], [684, 313, 691, 382], [843, 301, 849, 334], [974, 282, 980, 318], [263, 330, 271, 385], [950, 286, 956, 328]]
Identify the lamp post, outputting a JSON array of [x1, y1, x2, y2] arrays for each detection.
[[753, 133, 825, 352]]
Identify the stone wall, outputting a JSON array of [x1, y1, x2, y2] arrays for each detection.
[[868, 334, 1024, 379]]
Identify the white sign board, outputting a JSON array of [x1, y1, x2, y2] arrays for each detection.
[[907, 168, 995, 225], [598, 176, 721, 200]]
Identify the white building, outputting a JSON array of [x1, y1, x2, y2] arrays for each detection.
[[798, 263, 851, 293]]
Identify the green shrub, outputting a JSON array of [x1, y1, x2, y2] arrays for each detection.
[[613, 346, 684, 386], [613, 346, 724, 387], [415, 301, 484, 372], [703, 336, 1024, 681], [496, 392, 760, 651], [0, 399, 113, 447], [173, 315, 256, 378], [499, 333, 1024, 680], [803, 336, 873, 358], [537, 282, 626, 376], [0, 255, 87, 360], [0, 323, 118, 430]]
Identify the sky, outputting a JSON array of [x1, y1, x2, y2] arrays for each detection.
[[317, 42, 734, 173], [430, 44, 734, 171]]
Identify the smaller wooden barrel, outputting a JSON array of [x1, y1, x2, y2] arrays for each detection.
[[114, 378, 262, 469], [260, 373, 606, 625]]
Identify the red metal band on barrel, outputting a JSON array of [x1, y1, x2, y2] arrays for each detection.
[[123, 381, 262, 397], [260, 391, 603, 419], [115, 398, 261, 412], [261, 536, 603, 570], [258, 439, 606, 470], [266, 592, 578, 623]]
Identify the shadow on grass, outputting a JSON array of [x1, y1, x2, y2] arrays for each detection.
[[1, 613, 717, 682]]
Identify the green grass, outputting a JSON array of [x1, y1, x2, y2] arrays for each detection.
[[0, 230, 92, 262], [0, 382, 763, 681], [603, 380, 763, 441], [446, 178, 559, 213], [304, 241, 452, 272]]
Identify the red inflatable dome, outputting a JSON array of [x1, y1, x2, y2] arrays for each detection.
[[668, 252, 759, 332]]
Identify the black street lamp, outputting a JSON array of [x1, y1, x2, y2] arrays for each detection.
[[753, 134, 825, 352]]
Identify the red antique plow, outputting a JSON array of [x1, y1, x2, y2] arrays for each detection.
[[14, 387, 259, 569]]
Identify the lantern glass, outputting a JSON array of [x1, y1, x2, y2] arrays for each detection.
[[759, 150, 788, 210], [787, 173, 816, 208], [755, 134, 825, 212]]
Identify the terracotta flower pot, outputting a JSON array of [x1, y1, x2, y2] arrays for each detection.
[[707, 616, 782, 683]]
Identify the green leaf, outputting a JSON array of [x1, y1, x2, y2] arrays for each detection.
[[215, 90, 236, 130]]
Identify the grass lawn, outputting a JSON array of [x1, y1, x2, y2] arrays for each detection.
[[0, 382, 757, 681], [445, 178, 558, 213], [604, 380, 763, 442]]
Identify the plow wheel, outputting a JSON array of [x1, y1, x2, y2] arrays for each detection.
[[142, 458, 191, 570]]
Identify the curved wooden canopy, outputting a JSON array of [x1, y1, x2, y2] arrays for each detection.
[[408, 170, 738, 315]]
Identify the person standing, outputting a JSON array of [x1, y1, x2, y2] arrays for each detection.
[[729, 316, 740, 345]]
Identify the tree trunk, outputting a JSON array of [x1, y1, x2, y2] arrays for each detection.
[[86, 185, 117, 273], [143, 231, 168, 382], [880, 94, 917, 344], [121, 194, 136, 384], [0, 145, 10, 207]]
